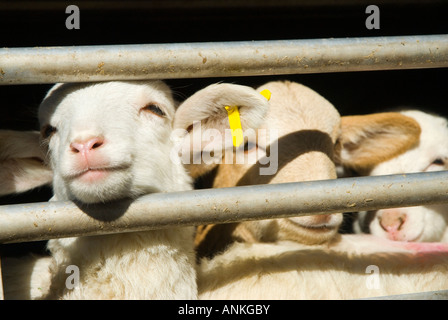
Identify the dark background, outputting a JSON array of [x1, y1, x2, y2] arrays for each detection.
[[0, 0, 447, 254]]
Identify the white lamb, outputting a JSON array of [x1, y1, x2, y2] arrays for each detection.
[[337, 110, 448, 242], [0, 80, 270, 299]]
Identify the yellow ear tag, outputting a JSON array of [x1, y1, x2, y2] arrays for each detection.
[[225, 105, 244, 147], [225, 89, 271, 148]]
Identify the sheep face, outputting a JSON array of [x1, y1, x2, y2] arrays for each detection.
[[38, 81, 187, 204], [364, 110, 448, 242], [191, 81, 344, 258], [235, 81, 343, 244]]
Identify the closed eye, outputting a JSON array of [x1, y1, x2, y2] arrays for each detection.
[[41, 124, 57, 139], [140, 103, 166, 117], [241, 140, 258, 153], [424, 157, 447, 172], [432, 158, 445, 166]]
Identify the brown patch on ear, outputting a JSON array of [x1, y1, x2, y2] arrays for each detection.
[[336, 112, 421, 173]]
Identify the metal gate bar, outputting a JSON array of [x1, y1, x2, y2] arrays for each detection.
[[364, 289, 448, 300], [1, 170, 448, 244], [0, 34, 447, 85], [0, 257, 3, 300]]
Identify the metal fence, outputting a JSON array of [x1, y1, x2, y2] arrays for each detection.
[[0, 34, 448, 300], [0, 35, 447, 85], [1, 171, 448, 244]]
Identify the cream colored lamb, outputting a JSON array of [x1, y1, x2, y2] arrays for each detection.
[[198, 235, 448, 299], [337, 110, 448, 243], [1, 81, 270, 299], [0, 130, 53, 195], [179, 81, 344, 259]]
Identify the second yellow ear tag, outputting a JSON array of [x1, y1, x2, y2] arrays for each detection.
[[225, 89, 271, 147], [259, 89, 271, 101]]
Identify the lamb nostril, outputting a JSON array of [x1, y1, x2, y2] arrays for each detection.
[[379, 211, 407, 232], [397, 216, 406, 230], [92, 141, 103, 149], [70, 142, 83, 153], [87, 138, 104, 151]]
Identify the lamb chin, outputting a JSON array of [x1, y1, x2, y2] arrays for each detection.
[[69, 171, 133, 203]]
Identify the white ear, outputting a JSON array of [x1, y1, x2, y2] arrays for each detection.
[[335, 112, 421, 174], [173, 83, 270, 178], [0, 130, 53, 195]]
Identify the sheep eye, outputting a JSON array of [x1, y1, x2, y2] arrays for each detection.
[[41, 124, 57, 139], [432, 158, 445, 166], [242, 141, 257, 153], [141, 103, 165, 117]]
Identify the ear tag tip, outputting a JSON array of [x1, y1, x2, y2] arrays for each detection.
[[260, 89, 271, 101]]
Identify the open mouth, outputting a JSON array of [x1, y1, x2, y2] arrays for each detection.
[[288, 214, 342, 233], [302, 224, 336, 231], [282, 217, 341, 245], [288, 219, 339, 233]]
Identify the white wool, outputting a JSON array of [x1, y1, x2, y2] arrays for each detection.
[[198, 235, 448, 299]]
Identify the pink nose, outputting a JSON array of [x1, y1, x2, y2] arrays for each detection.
[[379, 210, 407, 232], [70, 137, 104, 154]]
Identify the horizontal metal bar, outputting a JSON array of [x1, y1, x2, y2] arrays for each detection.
[[0, 256, 3, 300], [0, 35, 447, 85], [364, 289, 448, 300], [1, 171, 448, 244]]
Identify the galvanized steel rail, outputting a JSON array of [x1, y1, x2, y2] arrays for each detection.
[[0, 257, 3, 300], [365, 289, 448, 300], [0, 34, 447, 85], [1, 171, 448, 244]]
